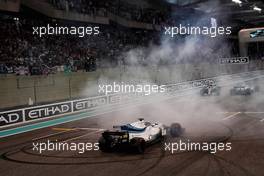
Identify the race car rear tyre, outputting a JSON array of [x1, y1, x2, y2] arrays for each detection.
[[170, 123, 182, 137], [98, 136, 112, 152], [200, 89, 207, 96], [246, 90, 252, 95], [131, 138, 145, 154]]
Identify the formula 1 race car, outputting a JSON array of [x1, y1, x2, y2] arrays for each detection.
[[200, 85, 221, 96], [230, 85, 256, 96], [98, 118, 184, 153]]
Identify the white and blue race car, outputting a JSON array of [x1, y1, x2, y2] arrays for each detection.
[[98, 118, 184, 153]]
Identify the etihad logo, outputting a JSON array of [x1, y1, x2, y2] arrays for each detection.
[[0, 113, 21, 124], [25, 103, 72, 121], [219, 57, 249, 64]]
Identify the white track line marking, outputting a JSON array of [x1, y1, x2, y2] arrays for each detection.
[[217, 112, 239, 114], [218, 112, 264, 114], [222, 112, 241, 121], [244, 112, 264, 114], [260, 119, 264, 122], [62, 130, 104, 143]]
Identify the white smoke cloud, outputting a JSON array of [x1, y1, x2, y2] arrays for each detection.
[[79, 1, 264, 139]]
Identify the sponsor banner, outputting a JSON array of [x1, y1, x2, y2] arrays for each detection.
[[219, 57, 249, 64], [0, 110, 23, 127], [109, 94, 124, 104], [25, 102, 72, 121], [191, 79, 216, 87], [73, 96, 107, 112]]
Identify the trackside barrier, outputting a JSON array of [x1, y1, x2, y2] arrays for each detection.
[[1, 70, 264, 129]]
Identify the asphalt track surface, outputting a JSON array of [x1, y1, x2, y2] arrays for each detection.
[[0, 88, 264, 176]]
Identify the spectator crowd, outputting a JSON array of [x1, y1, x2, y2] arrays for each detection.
[[1, 0, 260, 76], [48, 0, 170, 25], [0, 14, 158, 75]]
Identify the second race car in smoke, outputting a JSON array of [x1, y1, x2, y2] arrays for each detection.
[[230, 84, 257, 96], [200, 85, 221, 96], [98, 118, 184, 153]]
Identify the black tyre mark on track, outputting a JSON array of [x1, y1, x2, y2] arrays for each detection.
[[211, 156, 231, 176], [0, 129, 84, 151], [1, 122, 234, 173], [1, 143, 196, 166], [135, 147, 165, 176], [168, 152, 206, 176], [215, 155, 256, 176], [201, 156, 211, 176]]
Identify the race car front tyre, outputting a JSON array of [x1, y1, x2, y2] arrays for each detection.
[[170, 123, 182, 137]]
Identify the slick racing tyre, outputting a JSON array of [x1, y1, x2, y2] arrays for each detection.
[[170, 123, 183, 137], [98, 136, 113, 152], [130, 138, 146, 154], [200, 89, 207, 96]]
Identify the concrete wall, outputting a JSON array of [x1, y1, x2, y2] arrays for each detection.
[[0, 62, 262, 110], [0, 72, 99, 109]]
